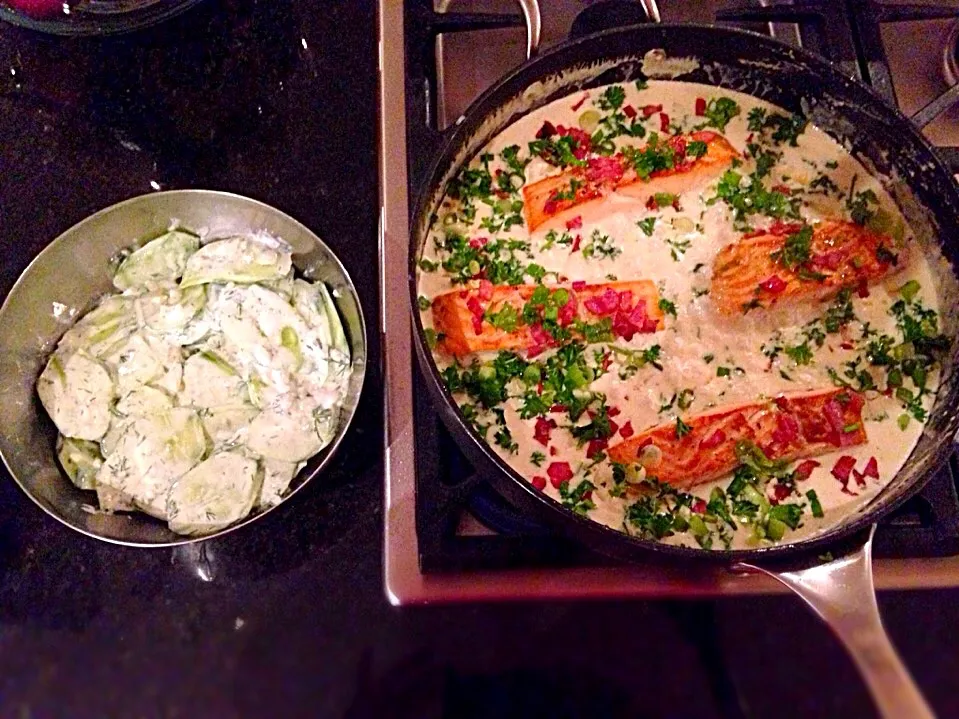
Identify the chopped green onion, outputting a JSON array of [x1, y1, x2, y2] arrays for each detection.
[[806, 489, 824, 518]]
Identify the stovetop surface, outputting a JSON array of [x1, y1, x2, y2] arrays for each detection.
[[401, 0, 959, 574]]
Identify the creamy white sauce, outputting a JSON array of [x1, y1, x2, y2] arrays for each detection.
[[417, 80, 944, 549]]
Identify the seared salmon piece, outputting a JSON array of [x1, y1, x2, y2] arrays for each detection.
[[523, 131, 739, 232], [607, 388, 867, 489], [431, 279, 664, 357], [711, 220, 902, 315]]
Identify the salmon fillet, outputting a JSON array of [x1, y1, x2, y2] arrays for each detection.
[[431, 279, 664, 357], [607, 388, 867, 489], [711, 220, 901, 315], [523, 131, 738, 232]]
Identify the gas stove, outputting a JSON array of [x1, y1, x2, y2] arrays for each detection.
[[379, 0, 959, 604]]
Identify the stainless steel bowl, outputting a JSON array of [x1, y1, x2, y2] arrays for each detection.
[[0, 0, 205, 36], [0, 190, 367, 546]]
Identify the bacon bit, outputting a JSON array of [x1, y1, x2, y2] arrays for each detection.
[[700, 429, 726, 450], [659, 112, 670, 132], [566, 215, 583, 230], [468, 236, 488, 249], [857, 278, 870, 298], [771, 483, 792, 504], [793, 459, 820, 481], [695, 97, 706, 116], [531, 476, 547, 491], [571, 234, 582, 252], [759, 275, 787, 294], [772, 184, 792, 195], [863, 456, 879, 479], [586, 438, 608, 459], [536, 121, 556, 139], [534, 417, 556, 446], [772, 413, 800, 444], [547, 461, 573, 487], [572, 280, 586, 291], [831, 455, 857, 483], [477, 279, 493, 301], [691, 499, 707, 514], [586, 156, 625, 184], [571, 93, 589, 111], [623, 104, 637, 119], [642, 104, 663, 117], [619, 421, 634, 439]]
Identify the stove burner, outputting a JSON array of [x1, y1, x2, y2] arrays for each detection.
[[569, 0, 654, 40]]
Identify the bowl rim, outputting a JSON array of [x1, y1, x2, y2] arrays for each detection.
[[0, 188, 369, 547], [0, 0, 206, 36]]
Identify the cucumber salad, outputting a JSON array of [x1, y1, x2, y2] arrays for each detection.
[[37, 226, 351, 536]]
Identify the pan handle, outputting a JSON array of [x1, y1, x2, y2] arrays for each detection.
[[517, 0, 542, 59], [736, 526, 934, 719]]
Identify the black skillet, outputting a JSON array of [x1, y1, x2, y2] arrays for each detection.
[[407, 20, 959, 718]]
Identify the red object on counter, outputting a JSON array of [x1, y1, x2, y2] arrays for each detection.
[[7, 0, 63, 18]]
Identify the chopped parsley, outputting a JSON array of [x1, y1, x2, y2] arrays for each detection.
[[675, 417, 692, 439], [637, 217, 657, 236], [665, 237, 691, 261], [560, 479, 597, 516], [846, 175, 879, 226], [596, 85, 625, 111], [417, 295, 431, 311], [784, 342, 813, 365], [582, 229, 621, 260], [770, 224, 813, 272], [708, 169, 800, 229], [658, 297, 677, 318], [530, 451, 545, 467], [702, 97, 741, 132]]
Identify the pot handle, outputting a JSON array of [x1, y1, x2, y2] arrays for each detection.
[[516, 0, 542, 59], [736, 526, 934, 719]]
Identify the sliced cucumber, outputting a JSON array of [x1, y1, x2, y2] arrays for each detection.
[[254, 459, 298, 510], [167, 451, 260, 536], [113, 230, 200, 291], [180, 236, 292, 288], [56, 435, 104, 491], [37, 352, 115, 441]]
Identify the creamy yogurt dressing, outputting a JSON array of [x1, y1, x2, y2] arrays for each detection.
[[417, 80, 943, 549]]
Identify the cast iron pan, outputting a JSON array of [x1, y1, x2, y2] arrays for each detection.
[[408, 19, 959, 718]]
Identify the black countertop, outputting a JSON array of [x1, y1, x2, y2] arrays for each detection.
[[1, 3, 958, 718]]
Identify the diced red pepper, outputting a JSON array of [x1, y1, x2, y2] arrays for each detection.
[[659, 112, 670, 132], [769, 221, 805, 235], [793, 459, 820, 481], [586, 438, 608, 459], [692, 499, 707, 514], [584, 288, 620, 316], [645, 195, 657, 210], [772, 184, 792, 195], [623, 104, 637, 119], [529, 322, 552, 348], [812, 250, 844, 271], [642, 104, 663, 117], [572, 280, 586, 291], [549, 404, 567, 413], [571, 93, 589, 111], [857, 278, 870, 298], [566, 215, 583, 230], [533, 417, 556, 446], [700, 429, 726, 450], [607, 407, 621, 418], [695, 97, 706, 116], [759, 275, 787, 294], [557, 297, 577, 327], [619, 421, 634, 439], [468, 236, 488, 249], [527, 344, 545, 359], [771, 483, 792, 504], [863, 456, 879, 479], [466, 296, 484, 335], [831, 455, 857, 483], [531, 476, 547, 491], [547, 461, 573, 487], [571, 234, 582, 252]]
